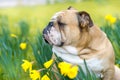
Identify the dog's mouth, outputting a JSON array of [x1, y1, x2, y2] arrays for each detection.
[[43, 34, 53, 45], [43, 27, 64, 46], [43, 34, 64, 47]]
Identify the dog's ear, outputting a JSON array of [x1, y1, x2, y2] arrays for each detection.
[[77, 11, 93, 28], [67, 6, 76, 10]]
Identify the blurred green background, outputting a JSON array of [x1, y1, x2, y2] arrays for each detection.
[[0, 0, 120, 80], [0, 0, 120, 35]]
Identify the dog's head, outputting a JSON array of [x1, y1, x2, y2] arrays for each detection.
[[43, 7, 93, 46]]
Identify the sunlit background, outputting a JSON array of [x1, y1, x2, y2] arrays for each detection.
[[0, 0, 120, 34]]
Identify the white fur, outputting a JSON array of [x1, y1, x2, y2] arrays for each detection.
[[53, 46, 104, 78], [47, 27, 61, 45], [53, 46, 82, 64], [63, 46, 78, 55]]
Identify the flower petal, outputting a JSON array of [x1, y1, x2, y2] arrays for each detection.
[[44, 59, 54, 68]]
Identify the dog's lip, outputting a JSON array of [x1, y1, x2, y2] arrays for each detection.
[[43, 34, 53, 45], [43, 34, 64, 46]]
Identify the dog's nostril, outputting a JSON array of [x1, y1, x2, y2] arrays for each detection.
[[43, 28, 48, 34], [48, 22, 53, 26]]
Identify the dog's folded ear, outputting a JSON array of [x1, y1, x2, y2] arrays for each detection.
[[77, 11, 93, 28]]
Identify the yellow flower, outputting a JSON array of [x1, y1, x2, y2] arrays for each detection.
[[20, 42, 27, 50], [44, 59, 54, 68], [105, 14, 116, 24], [10, 33, 17, 38], [30, 70, 40, 80], [41, 75, 50, 80], [67, 65, 79, 79], [105, 14, 112, 20], [21, 60, 32, 72], [58, 62, 71, 76], [58, 62, 78, 79]]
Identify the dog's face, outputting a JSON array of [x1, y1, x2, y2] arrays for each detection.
[[43, 7, 93, 46]]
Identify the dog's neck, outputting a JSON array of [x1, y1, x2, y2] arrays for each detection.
[[52, 45, 95, 60], [52, 45, 82, 64], [53, 45, 78, 55]]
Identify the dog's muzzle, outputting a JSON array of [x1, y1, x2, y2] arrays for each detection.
[[43, 22, 53, 44], [43, 22, 64, 46]]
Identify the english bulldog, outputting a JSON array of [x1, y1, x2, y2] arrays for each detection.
[[43, 7, 120, 80]]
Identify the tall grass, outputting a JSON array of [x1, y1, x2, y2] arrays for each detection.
[[0, 16, 29, 80]]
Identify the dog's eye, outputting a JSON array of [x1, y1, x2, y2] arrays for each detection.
[[58, 21, 66, 27]]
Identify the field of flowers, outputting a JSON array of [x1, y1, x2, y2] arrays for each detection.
[[0, 0, 120, 80]]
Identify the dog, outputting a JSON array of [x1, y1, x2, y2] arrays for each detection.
[[43, 7, 120, 80]]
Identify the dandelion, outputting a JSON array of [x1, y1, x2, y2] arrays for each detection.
[[21, 60, 32, 72], [10, 33, 17, 38], [67, 65, 79, 79], [44, 59, 54, 68], [41, 75, 50, 80], [105, 14, 116, 24], [20, 42, 27, 50], [30, 70, 40, 80], [58, 62, 79, 79]]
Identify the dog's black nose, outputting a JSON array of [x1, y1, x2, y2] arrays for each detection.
[[43, 22, 54, 34], [48, 22, 53, 26], [43, 28, 48, 34]]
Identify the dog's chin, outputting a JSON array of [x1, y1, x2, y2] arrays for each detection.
[[51, 42, 64, 47], [44, 38, 53, 45], [44, 38, 64, 47]]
